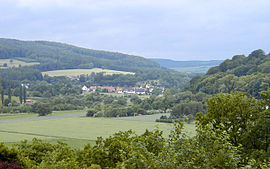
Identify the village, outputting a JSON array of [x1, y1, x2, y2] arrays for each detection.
[[81, 84, 164, 95]]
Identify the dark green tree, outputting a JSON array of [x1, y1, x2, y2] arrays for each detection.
[[8, 86, 11, 104], [23, 86, 26, 103], [32, 102, 52, 116], [1, 89, 4, 106], [19, 85, 23, 104], [0, 80, 2, 106], [162, 89, 174, 113]]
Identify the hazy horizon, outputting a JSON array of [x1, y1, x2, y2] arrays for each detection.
[[1, 0, 269, 60]]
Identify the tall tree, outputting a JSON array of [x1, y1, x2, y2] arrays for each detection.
[[19, 85, 23, 104], [8, 86, 11, 104], [1, 89, 4, 106], [0, 80, 2, 106], [23, 86, 26, 103], [162, 89, 174, 113]]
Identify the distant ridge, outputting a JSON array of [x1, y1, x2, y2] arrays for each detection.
[[151, 58, 223, 73], [151, 58, 223, 68]]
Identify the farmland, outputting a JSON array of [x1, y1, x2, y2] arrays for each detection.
[[0, 59, 39, 68], [42, 68, 135, 77], [0, 111, 196, 148]]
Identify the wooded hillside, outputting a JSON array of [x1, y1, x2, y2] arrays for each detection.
[[0, 38, 160, 72], [187, 49, 270, 97]]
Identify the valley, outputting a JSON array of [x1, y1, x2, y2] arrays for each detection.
[[0, 39, 269, 168]]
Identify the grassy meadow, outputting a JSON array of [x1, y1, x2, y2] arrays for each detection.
[[42, 68, 135, 77], [0, 110, 196, 148], [0, 59, 39, 68]]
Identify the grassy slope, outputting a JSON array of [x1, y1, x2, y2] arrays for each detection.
[[42, 68, 134, 77], [0, 110, 85, 120], [0, 59, 39, 69]]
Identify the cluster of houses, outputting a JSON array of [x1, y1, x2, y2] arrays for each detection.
[[81, 84, 160, 95]]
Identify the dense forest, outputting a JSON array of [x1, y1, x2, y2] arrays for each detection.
[[169, 49, 270, 118], [188, 49, 270, 97]]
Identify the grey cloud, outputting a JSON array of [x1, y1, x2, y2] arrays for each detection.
[[0, 0, 269, 60]]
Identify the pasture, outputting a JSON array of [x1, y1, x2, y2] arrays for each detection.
[[0, 111, 196, 148], [42, 68, 135, 77], [0, 59, 39, 68]]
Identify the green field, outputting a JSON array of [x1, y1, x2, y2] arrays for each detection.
[[0, 111, 196, 148], [0, 59, 39, 68], [0, 109, 85, 120], [42, 68, 135, 77], [0, 113, 37, 120]]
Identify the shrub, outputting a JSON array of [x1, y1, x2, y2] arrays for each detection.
[[86, 109, 96, 117]]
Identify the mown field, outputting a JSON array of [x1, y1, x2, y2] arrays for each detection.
[[0, 59, 39, 68], [42, 68, 135, 77], [0, 111, 196, 148]]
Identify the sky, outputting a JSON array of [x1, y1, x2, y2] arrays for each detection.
[[0, 0, 270, 60]]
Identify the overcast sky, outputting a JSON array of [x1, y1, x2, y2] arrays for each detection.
[[0, 0, 269, 60]]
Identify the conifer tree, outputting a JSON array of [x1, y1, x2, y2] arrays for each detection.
[[8, 86, 11, 104], [19, 85, 23, 104], [23, 86, 26, 103]]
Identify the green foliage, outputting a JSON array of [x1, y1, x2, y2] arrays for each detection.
[[86, 109, 96, 117], [171, 101, 204, 117], [16, 138, 55, 164], [173, 123, 241, 168], [0, 143, 28, 168], [187, 49, 270, 97], [197, 91, 270, 162], [0, 104, 32, 113], [32, 102, 52, 116]]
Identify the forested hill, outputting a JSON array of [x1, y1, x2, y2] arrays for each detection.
[[0, 38, 160, 72], [187, 49, 270, 97]]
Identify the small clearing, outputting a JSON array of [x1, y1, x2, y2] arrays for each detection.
[[0, 59, 39, 68]]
